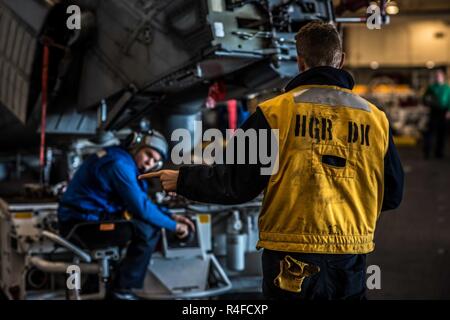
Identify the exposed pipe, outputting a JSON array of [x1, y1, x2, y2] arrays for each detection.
[[335, 16, 367, 23], [335, 0, 390, 25], [29, 256, 99, 274], [39, 44, 49, 185], [41, 230, 92, 263]]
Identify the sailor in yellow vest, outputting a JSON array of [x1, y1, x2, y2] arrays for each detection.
[[140, 21, 404, 300]]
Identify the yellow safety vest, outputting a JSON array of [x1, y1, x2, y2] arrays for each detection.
[[257, 84, 390, 254]]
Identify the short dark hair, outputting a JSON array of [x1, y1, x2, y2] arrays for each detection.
[[435, 67, 446, 75], [295, 21, 343, 68]]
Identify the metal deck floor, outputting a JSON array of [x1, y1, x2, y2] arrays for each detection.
[[367, 146, 450, 299]]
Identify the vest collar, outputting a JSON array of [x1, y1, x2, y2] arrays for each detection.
[[284, 66, 355, 92]]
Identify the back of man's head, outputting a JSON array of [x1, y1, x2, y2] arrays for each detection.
[[295, 21, 343, 69]]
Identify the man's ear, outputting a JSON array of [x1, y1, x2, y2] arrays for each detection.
[[338, 52, 346, 69], [297, 56, 307, 72]]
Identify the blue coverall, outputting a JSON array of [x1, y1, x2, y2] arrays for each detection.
[[58, 146, 176, 289]]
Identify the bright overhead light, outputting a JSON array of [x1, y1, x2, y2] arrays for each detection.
[[370, 61, 380, 70], [386, 1, 399, 15], [426, 61, 435, 69]]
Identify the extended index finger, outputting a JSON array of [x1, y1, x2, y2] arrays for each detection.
[[138, 171, 163, 180]]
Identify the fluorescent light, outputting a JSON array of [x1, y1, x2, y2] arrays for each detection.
[[386, 2, 399, 15]]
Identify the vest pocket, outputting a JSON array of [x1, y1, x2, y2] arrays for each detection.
[[311, 144, 356, 179], [322, 154, 347, 168]]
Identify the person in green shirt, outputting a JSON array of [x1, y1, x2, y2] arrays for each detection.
[[423, 68, 450, 159]]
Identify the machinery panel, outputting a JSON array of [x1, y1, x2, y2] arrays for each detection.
[[0, 0, 49, 123]]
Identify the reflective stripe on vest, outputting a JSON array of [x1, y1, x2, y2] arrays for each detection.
[[293, 87, 371, 112]]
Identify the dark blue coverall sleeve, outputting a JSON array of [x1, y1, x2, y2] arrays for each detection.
[[382, 129, 404, 211], [104, 161, 177, 231], [158, 205, 175, 217]]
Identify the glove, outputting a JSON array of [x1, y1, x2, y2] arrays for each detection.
[[274, 255, 320, 293]]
